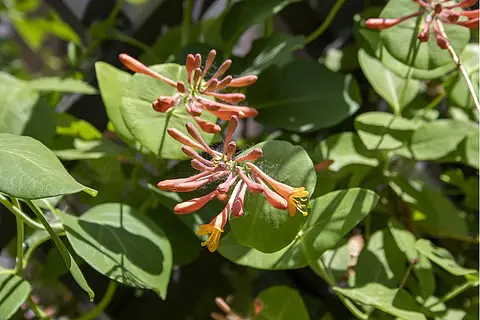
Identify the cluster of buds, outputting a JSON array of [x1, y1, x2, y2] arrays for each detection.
[[366, 0, 479, 49], [157, 116, 309, 252], [119, 51, 258, 134]]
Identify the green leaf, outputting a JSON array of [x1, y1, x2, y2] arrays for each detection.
[[60, 203, 173, 299], [355, 229, 407, 287], [316, 241, 350, 283], [27, 77, 97, 94], [447, 44, 480, 110], [322, 44, 359, 73], [388, 218, 418, 262], [380, 0, 470, 71], [0, 134, 97, 199], [95, 62, 135, 142], [239, 33, 305, 76], [120, 63, 217, 159], [358, 49, 420, 113], [219, 188, 379, 270], [415, 239, 477, 276], [389, 176, 469, 240], [312, 132, 379, 170], [0, 72, 39, 135], [54, 139, 126, 160], [221, 0, 296, 53], [334, 283, 427, 320], [394, 119, 477, 160], [230, 141, 316, 253], [249, 60, 361, 132], [0, 274, 31, 319], [256, 286, 310, 320], [26, 200, 94, 300], [22, 98, 56, 147], [355, 112, 416, 150], [411, 253, 436, 300], [55, 113, 102, 141]]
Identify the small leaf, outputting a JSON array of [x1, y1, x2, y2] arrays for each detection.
[[447, 44, 479, 110], [219, 188, 379, 269], [0, 72, 39, 135], [249, 60, 361, 132], [120, 63, 217, 159], [239, 33, 305, 75], [394, 119, 477, 160], [334, 283, 427, 320], [95, 62, 135, 142], [415, 239, 477, 276], [0, 274, 31, 319], [27, 77, 97, 94], [221, 0, 296, 53], [358, 49, 420, 113], [54, 139, 126, 161], [389, 176, 469, 240], [256, 286, 310, 320], [60, 203, 173, 299], [0, 134, 97, 199], [230, 141, 316, 253], [55, 113, 103, 141], [388, 218, 418, 262], [355, 112, 416, 150]]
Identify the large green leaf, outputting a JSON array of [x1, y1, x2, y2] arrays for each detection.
[[219, 188, 379, 270], [95, 62, 135, 142], [355, 229, 407, 287], [0, 134, 96, 199], [230, 141, 316, 253], [355, 112, 416, 151], [256, 286, 310, 320], [380, 0, 470, 70], [248, 60, 361, 132], [389, 176, 469, 240], [120, 63, 217, 159], [394, 120, 477, 160], [415, 239, 477, 276], [358, 49, 420, 113], [0, 274, 31, 319], [334, 283, 427, 320], [61, 203, 173, 299], [238, 33, 305, 76], [0, 72, 39, 135], [27, 77, 97, 94], [221, 0, 296, 54], [388, 218, 418, 262]]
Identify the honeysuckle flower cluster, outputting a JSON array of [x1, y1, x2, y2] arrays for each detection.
[[119, 50, 258, 134], [366, 0, 479, 49], [156, 116, 309, 252]]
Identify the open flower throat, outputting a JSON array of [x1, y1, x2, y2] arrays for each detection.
[[156, 116, 309, 252], [365, 0, 479, 49], [119, 50, 258, 134]]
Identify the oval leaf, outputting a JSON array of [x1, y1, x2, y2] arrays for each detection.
[[230, 140, 316, 253], [248, 60, 361, 132], [60, 203, 173, 299], [219, 188, 379, 270], [0, 274, 31, 319], [257, 286, 310, 320], [0, 134, 96, 199], [120, 63, 217, 159]]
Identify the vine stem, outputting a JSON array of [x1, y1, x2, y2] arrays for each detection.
[[76, 281, 117, 320], [446, 44, 480, 113], [27, 296, 50, 320], [13, 198, 24, 275], [305, 0, 346, 44], [181, 0, 193, 46], [399, 262, 414, 289], [0, 194, 63, 232], [429, 279, 475, 308]]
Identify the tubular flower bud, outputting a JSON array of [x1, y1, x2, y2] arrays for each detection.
[[364, 0, 478, 50], [118, 50, 259, 133], [157, 116, 310, 252]]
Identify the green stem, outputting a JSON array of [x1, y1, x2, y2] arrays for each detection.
[[264, 17, 273, 37], [315, 260, 369, 320], [109, 32, 159, 59], [27, 296, 50, 320], [181, 0, 193, 46], [15, 212, 24, 275], [76, 281, 117, 320], [0, 194, 63, 232], [429, 280, 475, 308], [399, 262, 414, 289], [305, 0, 346, 44], [364, 214, 371, 244]]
